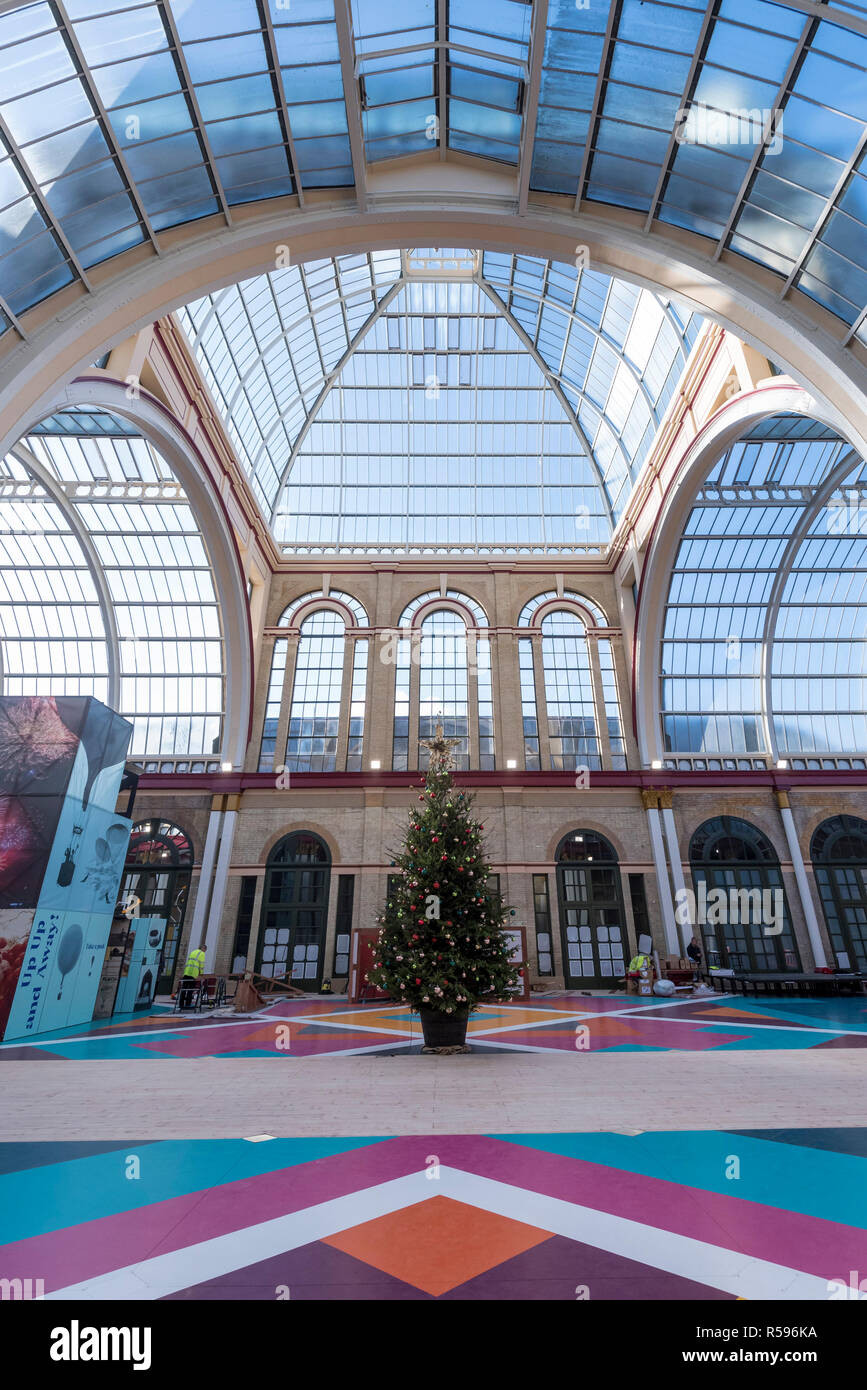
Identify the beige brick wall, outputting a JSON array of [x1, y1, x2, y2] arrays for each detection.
[[130, 779, 867, 990]]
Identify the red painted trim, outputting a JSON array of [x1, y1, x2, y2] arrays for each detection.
[[135, 768, 867, 793], [72, 369, 256, 747]]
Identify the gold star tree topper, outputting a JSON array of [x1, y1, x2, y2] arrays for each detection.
[[420, 720, 462, 769]]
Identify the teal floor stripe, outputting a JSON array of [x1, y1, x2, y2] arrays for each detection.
[[493, 1130, 867, 1229], [0, 1136, 386, 1242]]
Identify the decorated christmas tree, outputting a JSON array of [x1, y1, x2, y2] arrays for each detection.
[[367, 724, 522, 1018]]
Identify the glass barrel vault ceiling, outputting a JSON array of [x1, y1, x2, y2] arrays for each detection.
[[0, 1, 866, 344], [178, 248, 701, 551]]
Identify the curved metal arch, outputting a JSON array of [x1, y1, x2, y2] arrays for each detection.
[[759, 445, 862, 761], [519, 589, 610, 628], [279, 589, 369, 627], [810, 814, 867, 862], [632, 384, 864, 767], [289, 598, 367, 631], [527, 599, 601, 633], [398, 589, 489, 628], [410, 598, 481, 632], [554, 827, 620, 862], [267, 828, 331, 866], [11, 377, 254, 768], [10, 441, 121, 710], [3, 204, 867, 525], [688, 814, 782, 866]]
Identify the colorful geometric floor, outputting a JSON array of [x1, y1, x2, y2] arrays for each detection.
[[3, 993, 867, 1059], [2, 1129, 865, 1299]]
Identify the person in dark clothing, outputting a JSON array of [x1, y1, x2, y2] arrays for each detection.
[[686, 934, 702, 978]]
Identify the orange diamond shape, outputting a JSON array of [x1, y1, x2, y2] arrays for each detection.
[[323, 1194, 552, 1296]]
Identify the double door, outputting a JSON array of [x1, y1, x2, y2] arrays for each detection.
[[257, 863, 329, 991], [557, 862, 628, 988]]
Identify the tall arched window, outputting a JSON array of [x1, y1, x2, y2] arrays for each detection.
[[120, 821, 193, 993], [518, 591, 626, 770], [287, 610, 346, 772], [689, 816, 800, 975], [258, 590, 370, 772], [811, 815, 867, 971], [257, 832, 330, 991], [391, 590, 494, 770]]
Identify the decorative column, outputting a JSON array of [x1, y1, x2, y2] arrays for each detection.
[[187, 796, 223, 955], [659, 788, 688, 954], [202, 794, 240, 973], [776, 790, 828, 968], [641, 788, 680, 955]]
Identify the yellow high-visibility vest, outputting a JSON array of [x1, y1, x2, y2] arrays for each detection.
[[184, 949, 206, 978]]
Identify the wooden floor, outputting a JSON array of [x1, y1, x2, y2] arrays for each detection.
[[4, 1049, 867, 1139]]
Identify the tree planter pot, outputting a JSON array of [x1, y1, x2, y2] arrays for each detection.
[[418, 1005, 469, 1049]]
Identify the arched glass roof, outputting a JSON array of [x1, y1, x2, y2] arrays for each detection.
[[660, 412, 867, 758], [179, 247, 700, 550], [0, 1, 865, 346], [0, 407, 224, 758]]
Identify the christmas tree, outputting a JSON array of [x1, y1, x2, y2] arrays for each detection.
[[368, 724, 522, 1014]]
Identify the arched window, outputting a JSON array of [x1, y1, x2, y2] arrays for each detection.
[[121, 821, 193, 993], [286, 610, 346, 772], [391, 591, 494, 770], [689, 816, 800, 975], [518, 591, 626, 770], [811, 816, 867, 971], [1, 411, 225, 763], [555, 830, 629, 988], [658, 415, 864, 763], [258, 591, 370, 772], [257, 832, 331, 991]]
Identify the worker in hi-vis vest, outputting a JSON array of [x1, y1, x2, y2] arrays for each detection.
[[175, 947, 206, 1009], [183, 948, 206, 979]]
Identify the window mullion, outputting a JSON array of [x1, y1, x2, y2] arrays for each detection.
[[532, 634, 552, 769], [336, 634, 355, 770], [409, 630, 422, 770], [588, 634, 613, 770], [467, 629, 480, 770], [275, 631, 299, 774]]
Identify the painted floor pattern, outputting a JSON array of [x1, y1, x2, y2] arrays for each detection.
[[1, 1129, 865, 1300], [2, 993, 867, 1059]]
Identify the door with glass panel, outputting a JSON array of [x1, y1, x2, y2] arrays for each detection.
[[120, 822, 193, 994], [556, 832, 628, 988], [257, 832, 330, 991], [811, 815, 867, 972]]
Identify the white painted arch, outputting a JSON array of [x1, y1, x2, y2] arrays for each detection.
[[2, 198, 867, 500]]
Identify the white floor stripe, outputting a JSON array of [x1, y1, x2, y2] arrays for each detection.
[[442, 1168, 830, 1300], [45, 1172, 437, 1301], [44, 1165, 829, 1301]]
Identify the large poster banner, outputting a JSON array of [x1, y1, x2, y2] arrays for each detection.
[[0, 696, 132, 1041]]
